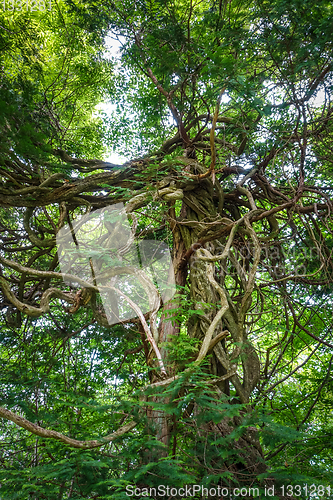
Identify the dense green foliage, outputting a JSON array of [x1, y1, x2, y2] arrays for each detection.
[[1, 0, 333, 498]]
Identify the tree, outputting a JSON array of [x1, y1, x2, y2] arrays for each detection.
[[1, 0, 333, 498]]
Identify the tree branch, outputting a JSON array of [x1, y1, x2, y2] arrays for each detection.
[[0, 406, 136, 449]]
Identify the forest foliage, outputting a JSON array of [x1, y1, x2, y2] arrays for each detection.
[[0, 0, 333, 498]]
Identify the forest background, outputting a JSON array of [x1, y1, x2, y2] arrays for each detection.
[[0, 0, 333, 498]]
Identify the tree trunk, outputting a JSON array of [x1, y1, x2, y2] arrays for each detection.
[[142, 172, 267, 488]]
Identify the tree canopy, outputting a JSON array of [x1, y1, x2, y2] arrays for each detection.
[[1, 0, 333, 498]]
